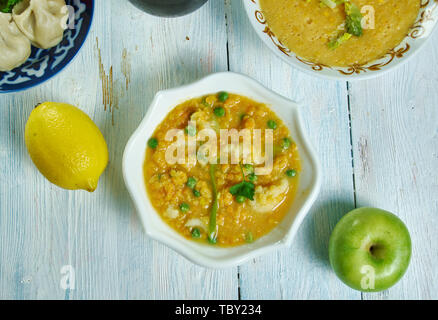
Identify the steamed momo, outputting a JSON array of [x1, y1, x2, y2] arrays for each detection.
[[0, 12, 31, 72], [12, 0, 68, 49]]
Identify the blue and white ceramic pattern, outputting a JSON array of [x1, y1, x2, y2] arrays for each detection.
[[0, 0, 94, 93]]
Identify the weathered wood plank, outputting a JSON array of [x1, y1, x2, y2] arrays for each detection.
[[349, 31, 438, 300], [225, 0, 360, 299]]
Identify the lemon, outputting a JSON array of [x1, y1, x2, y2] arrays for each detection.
[[25, 102, 108, 192]]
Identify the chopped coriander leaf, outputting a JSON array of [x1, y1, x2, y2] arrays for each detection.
[[185, 125, 196, 136], [214, 107, 225, 117], [240, 113, 246, 121], [267, 120, 277, 130], [236, 195, 246, 204], [230, 181, 255, 201], [248, 172, 257, 182], [193, 189, 201, 197], [286, 169, 297, 177], [230, 163, 256, 201], [328, 32, 352, 50], [180, 203, 190, 212], [345, 2, 363, 37], [148, 138, 158, 149], [246, 232, 254, 243], [191, 228, 201, 239], [186, 177, 197, 189], [218, 91, 229, 102]]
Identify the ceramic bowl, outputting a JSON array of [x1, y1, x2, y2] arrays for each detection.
[[0, 0, 94, 93], [243, 0, 438, 80], [122, 72, 321, 268]]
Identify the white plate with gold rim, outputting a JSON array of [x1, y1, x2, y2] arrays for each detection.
[[243, 0, 438, 80]]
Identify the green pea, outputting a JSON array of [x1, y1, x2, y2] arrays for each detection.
[[286, 169, 297, 177], [180, 203, 190, 212], [191, 228, 201, 239], [185, 126, 196, 136], [218, 91, 229, 102], [186, 177, 197, 189], [193, 189, 201, 197], [236, 195, 246, 204], [267, 120, 277, 130], [246, 232, 254, 243], [282, 137, 292, 150], [148, 138, 158, 149], [214, 107, 225, 117]]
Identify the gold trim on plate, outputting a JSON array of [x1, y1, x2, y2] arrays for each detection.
[[250, 0, 437, 75]]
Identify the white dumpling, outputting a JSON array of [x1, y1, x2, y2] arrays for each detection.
[[12, 0, 68, 49], [0, 12, 31, 72]]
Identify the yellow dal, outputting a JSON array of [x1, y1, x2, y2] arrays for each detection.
[[260, 0, 420, 66], [144, 94, 300, 246]]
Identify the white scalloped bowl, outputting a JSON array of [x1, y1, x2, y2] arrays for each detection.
[[243, 0, 438, 80], [122, 72, 321, 268]]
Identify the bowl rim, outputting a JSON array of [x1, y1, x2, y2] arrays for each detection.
[[242, 0, 438, 81], [0, 0, 95, 94], [122, 72, 322, 268]]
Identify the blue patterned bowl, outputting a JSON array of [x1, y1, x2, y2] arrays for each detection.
[[0, 0, 94, 93]]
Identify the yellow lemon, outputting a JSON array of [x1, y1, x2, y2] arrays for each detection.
[[25, 102, 108, 192]]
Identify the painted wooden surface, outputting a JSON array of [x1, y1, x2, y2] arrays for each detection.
[[0, 0, 436, 299]]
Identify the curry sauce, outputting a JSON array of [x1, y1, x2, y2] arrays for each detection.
[[144, 93, 300, 246], [260, 0, 420, 67]]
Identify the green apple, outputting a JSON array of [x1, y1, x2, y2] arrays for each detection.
[[329, 207, 411, 292]]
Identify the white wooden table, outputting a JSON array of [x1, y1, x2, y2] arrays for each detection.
[[0, 0, 437, 300]]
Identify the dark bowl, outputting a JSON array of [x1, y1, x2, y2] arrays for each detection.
[[129, 0, 208, 17]]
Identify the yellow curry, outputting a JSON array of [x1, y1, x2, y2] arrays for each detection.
[[260, 0, 420, 67], [144, 93, 300, 246]]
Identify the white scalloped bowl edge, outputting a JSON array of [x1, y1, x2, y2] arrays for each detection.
[[122, 72, 322, 268], [243, 0, 438, 80]]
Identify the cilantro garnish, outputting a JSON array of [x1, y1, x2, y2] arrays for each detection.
[[229, 181, 255, 201], [0, 0, 22, 13], [326, 0, 363, 49], [345, 2, 363, 37], [328, 32, 352, 50], [229, 164, 256, 201]]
